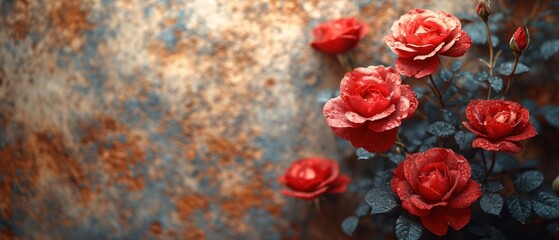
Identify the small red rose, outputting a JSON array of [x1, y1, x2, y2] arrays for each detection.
[[384, 8, 472, 78], [391, 148, 482, 236], [323, 66, 418, 152], [510, 26, 530, 55], [463, 99, 537, 153], [310, 17, 368, 55], [476, 0, 491, 22], [278, 157, 350, 200]]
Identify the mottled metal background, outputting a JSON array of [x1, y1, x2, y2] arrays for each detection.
[[0, 0, 476, 239]]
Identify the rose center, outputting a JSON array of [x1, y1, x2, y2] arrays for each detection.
[[494, 110, 516, 123], [418, 165, 449, 201], [297, 167, 316, 180]]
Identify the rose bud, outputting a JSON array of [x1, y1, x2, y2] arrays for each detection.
[[323, 66, 418, 153], [310, 17, 368, 55], [463, 99, 537, 153], [476, 0, 491, 22], [509, 26, 530, 56], [392, 148, 482, 236], [278, 157, 350, 200], [384, 9, 472, 78]]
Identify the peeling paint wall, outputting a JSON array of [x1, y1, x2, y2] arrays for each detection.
[[0, 0, 471, 239]]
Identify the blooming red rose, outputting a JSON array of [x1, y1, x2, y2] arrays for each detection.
[[278, 157, 350, 200], [463, 99, 537, 153], [323, 66, 418, 152], [510, 26, 530, 55], [384, 8, 472, 78], [310, 17, 368, 54], [391, 148, 482, 236]]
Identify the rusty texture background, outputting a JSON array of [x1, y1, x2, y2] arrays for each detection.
[[1, 0, 473, 239]]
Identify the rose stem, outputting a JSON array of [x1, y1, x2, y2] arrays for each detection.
[[480, 149, 488, 180], [428, 74, 445, 108], [501, 55, 520, 97], [486, 151, 497, 182], [483, 19, 495, 100], [395, 136, 409, 154], [336, 53, 353, 72]]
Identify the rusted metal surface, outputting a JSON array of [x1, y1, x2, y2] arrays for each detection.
[[0, 0, 470, 238]]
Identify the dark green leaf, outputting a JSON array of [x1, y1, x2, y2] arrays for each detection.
[[428, 121, 456, 137], [514, 170, 544, 193], [373, 170, 393, 188], [440, 69, 453, 82], [471, 163, 486, 183], [488, 76, 503, 92], [464, 22, 487, 45], [480, 193, 504, 216], [356, 148, 375, 160], [485, 181, 504, 192], [542, 106, 559, 128], [388, 152, 405, 165], [443, 109, 461, 127], [395, 215, 422, 240], [531, 192, 559, 219], [541, 39, 559, 59], [451, 60, 462, 72], [355, 202, 371, 217], [495, 62, 530, 75], [455, 131, 475, 150], [365, 187, 398, 214], [341, 216, 359, 236], [506, 194, 532, 223], [443, 85, 458, 101]]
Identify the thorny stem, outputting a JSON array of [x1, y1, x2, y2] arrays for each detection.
[[484, 20, 495, 99], [428, 75, 445, 109], [502, 55, 520, 97], [336, 53, 353, 73]]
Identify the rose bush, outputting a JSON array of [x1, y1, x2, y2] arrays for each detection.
[[463, 99, 537, 153], [323, 66, 418, 152], [391, 148, 482, 236], [278, 157, 350, 200], [310, 17, 368, 54], [383, 8, 472, 78]]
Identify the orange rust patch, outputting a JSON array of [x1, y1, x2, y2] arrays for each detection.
[[6, 0, 31, 40], [219, 173, 281, 233], [79, 115, 147, 191], [177, 194, 209, 219], [48, 1, 93, 48], [150, 221, 163, 235]]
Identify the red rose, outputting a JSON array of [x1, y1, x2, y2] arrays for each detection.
[[278, 157, 350, 200], [323, 66, 418, 152], [510, 26, 530, 55], [384, 9, 472, 78], [463, 99, 537, 153], [310, 17, 368, 54], [476, 0, 491, 22], [391, 148, 482, 236]]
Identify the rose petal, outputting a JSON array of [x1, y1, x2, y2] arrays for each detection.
[[280, 187, 329, 200], [395, 56, 440, 78], [410, 195, 448, 210], [502, 122, 537, 141], [472, 137, 522, 153], [420, 207, 471, 236], [323, 97, 365, 128], [440, 30, 472, 57], [326, 174, 351, 194], [332, 125, 398, 153], [447, 180, 482, 208]]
